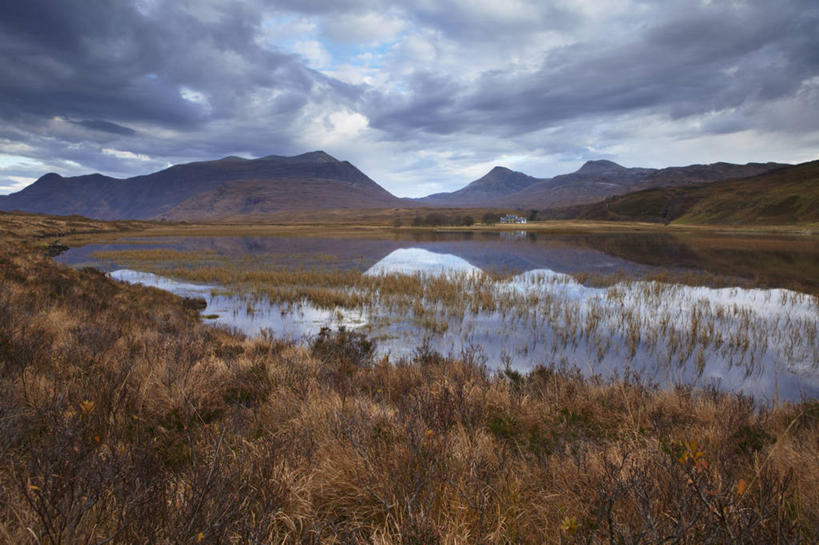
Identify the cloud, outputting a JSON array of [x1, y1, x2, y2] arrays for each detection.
[[371, 1, 819, 138], [292, 40, 333, 68], [322, 12, 407, 44], [73, 119, 138, 136], [0, 0, 817, 197]]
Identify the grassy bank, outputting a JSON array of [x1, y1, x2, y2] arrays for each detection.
[[558, 160, 819, 227], [47, 215, 818, 249], [1, 214, 818, 543]]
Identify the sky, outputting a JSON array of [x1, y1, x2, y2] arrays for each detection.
[[1, 0, 818, 197]]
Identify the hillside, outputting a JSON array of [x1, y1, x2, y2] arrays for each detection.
[[163, 177, 401, 220], [421, 160, 787, 209], [560, 160, 819, 225], [0, 151, 402, 220]]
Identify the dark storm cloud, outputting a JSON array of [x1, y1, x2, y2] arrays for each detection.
[[370, 1, 819, 138], [0, 0, 348, 146], [1, 1, 202, 126]]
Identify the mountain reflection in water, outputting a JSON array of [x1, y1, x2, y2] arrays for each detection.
[[59, 231, 819, 294]]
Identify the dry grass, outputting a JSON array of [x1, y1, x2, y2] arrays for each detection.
[[0, 210, 145, 240], [1, 214, 818, 543]]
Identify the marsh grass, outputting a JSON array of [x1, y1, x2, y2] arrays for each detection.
[[0, 215, 818, 543], [93, 248, 818, 384]]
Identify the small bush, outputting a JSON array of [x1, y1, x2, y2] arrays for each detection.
[[413, 337, 445, 367], [730, 423, 776, 455], [481, 212, 500, 225], [487, 411, 521, 441], [311, 326, 375, 368]]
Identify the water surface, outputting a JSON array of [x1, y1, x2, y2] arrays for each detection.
[[59, 231, 819, 402]]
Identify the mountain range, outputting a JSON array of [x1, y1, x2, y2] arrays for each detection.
[[555, 159, 819, 225], [416, 160, 787, 208], [0, 151, 801, 221]]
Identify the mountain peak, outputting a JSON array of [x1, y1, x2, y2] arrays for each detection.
[[258, 151, 338, 163], [451, 165, 538, 196], [577, 159, 626, 174], [37, 172, 63, 182], [295, 150, 338, 163]]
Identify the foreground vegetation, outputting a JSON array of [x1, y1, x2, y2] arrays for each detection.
[[1, 213, 818, 544]]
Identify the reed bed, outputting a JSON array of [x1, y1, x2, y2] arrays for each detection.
[[93, 249, 819, 386], [0, 223, 817, 544]]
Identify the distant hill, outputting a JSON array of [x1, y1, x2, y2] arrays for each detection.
[[419, 160, 788, 209], [419, 166, 540, 207], [555, 160, 819, 225], [0, 151, 402, 220]]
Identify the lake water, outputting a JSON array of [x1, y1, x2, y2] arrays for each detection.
[[58, 231, 819, 402]]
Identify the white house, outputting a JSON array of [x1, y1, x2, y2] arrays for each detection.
[[499, 214, 527, 224]]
